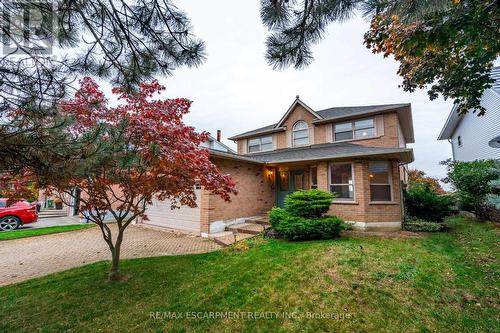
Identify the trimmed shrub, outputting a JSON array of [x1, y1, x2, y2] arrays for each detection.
[[268, 207, 288, 228], [403, 217, 445, 232], [404, 183, 455, 222], [284, 189, 334, 218], [477, 204, 500, 223], [269, 207, 345, 240], [441, 159, 500, 219]]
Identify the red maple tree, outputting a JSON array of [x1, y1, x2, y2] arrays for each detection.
[[44, 77, 236, 280]]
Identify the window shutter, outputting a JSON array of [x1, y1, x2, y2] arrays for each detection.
[[242, 139, 247, 154], [326, 123, 333, 143], [287, 130, 292, 147], [375, 115, 384, 136]]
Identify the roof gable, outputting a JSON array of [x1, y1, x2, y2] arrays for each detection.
[[275, 98, 322, 128]]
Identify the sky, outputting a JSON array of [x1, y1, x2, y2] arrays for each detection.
[[145, 1, 457, 181]]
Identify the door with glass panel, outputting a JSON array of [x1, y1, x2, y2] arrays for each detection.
[[276, 169, 306, 207]]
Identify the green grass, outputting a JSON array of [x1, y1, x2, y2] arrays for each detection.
[[0, 224, 95, 241], [0, 216, 498, 332]]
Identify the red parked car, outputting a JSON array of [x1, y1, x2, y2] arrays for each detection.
[[0, 198, 38, 231]]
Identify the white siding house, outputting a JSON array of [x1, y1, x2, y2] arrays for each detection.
[[438, 67, 500, 161]]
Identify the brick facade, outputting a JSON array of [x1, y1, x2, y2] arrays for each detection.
[[236, 109, 403, 155], [317, 160, 402, 228], [200, 157, 275, 233], [197, 103, 411, 233]]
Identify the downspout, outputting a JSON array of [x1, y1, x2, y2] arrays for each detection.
[[398, 161, 411, 226], [448, 139, 455, 161]]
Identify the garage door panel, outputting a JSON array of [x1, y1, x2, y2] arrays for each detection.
[[146, 210, 200, 218], [143, 189, 201, 233]]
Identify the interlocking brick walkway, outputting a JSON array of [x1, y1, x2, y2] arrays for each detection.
[[0, 225, 220, 286]]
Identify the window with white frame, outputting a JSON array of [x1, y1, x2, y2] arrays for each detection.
[[248, 136, 273, 153], [292, 121, 309, 146], [334, 118, 375, 141], [369, 161, 392, 201], [329, 163, 354, 200]]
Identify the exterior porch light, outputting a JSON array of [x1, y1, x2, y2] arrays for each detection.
[[265, 168, 275, 183]]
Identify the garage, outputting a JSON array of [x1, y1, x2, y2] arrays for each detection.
[[142, 187, 201, 233]]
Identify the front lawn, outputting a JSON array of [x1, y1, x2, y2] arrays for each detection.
[[0, 216, 498, 332], [0, 224, 95, 241]]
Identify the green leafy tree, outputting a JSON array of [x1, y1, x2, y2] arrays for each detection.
[[404, 182, 454, 222], [261, 0, 500, 115], [364, 0, 499, 116], [441, 159, 500, 218]]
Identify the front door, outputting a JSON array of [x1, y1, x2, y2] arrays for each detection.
[[276, 169, 306, 207]]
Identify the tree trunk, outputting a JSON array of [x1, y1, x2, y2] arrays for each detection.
[[109, 248, 121, 281], [108, 227, 124, 281]]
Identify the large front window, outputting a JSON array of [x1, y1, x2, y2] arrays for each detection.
[[248, 136, 273, 153], [329, 163, 354, 200], [369, 161, 392, 201], [334, 118, 375, 141], [293, 121, 309, 146]]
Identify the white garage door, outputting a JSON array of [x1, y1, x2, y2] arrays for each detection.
[[143, 188, 201, 233]]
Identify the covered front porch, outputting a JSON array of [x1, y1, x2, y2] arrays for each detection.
[[250, 142, 414, 231]]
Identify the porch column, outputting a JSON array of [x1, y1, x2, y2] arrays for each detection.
[[317, 161, 329, 192]]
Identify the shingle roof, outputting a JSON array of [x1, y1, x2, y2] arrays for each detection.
[[243, 142, 414, 164], [208, 149, 264, 164], [314, 103, 410, 123], [228, 123, 279, 140], [228, 102, 412, 141]]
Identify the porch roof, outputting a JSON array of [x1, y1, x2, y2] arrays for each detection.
[[243, 142, 414, 164]]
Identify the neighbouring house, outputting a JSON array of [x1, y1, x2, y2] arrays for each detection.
[[438, 66, 500, 161], [138, 97, 415, 234]]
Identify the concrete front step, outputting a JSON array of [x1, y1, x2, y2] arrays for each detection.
[[246, 218, 270, 226], [226, 222, 269, 235], [210, 231, 256, 247], [245, 215, 270, 226], [210, 219, 271, 247]]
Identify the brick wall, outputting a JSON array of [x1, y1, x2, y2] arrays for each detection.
[[349, 113, 401, 148], [200, 157, 275, 233], [316, 159, 402, 224], [234, 109, 403, 153]]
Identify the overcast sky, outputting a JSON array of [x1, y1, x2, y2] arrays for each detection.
[[155, 1, 457, 180]]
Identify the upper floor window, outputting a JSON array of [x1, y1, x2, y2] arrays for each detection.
[[248, 136, 273, 153], [293, 121, 309, 146], [457, 135, 462, 147], [334, 118, 375, 141]]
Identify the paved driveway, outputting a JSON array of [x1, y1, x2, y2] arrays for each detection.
[[0, 225, 220, 286]]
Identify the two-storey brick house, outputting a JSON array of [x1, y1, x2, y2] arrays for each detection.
[[139, 98, 414, 235]]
